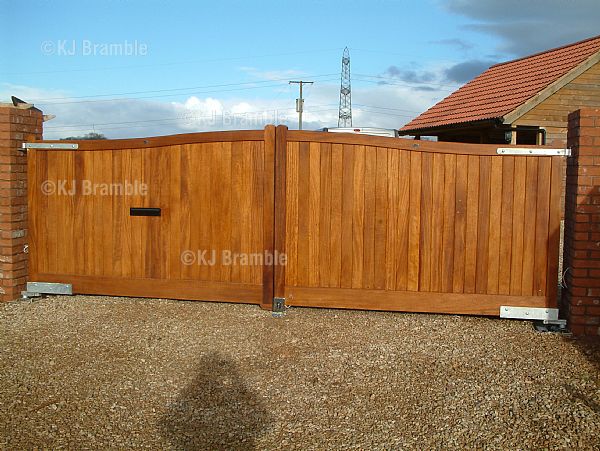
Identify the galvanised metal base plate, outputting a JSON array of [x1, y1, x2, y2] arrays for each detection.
[[26, 282, 72, 295], [500, 306, 559, 321]]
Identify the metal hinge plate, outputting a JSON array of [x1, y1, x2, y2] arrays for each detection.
[[273, 297, 286, 314], [26, 282, 72, 295], [496, 147, 570, 156], [500, 306, 559, 321], [22, 143, 78, 150]]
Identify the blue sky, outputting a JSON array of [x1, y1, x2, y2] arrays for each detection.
[[1, 0, 598, 138]]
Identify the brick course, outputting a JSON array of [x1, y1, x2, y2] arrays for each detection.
[[0, 105, 42, 301], [563, 108, 600, 337]]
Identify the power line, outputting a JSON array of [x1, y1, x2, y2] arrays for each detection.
[[35, 76, 339, 106], [4, 48, 344, 77], [29, 73, 338, 102], [45, 107, 341, 134], [44, 103, 339, 130], [43, 103, 418, 132]]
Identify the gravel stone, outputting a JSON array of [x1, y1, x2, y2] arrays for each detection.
[[1, 295, 599, 449]]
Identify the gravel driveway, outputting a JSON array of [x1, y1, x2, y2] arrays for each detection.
[[1, 296, 598, 450]]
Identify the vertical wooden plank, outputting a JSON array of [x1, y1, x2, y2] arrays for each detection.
[[168, 145, 182, 280], [385, 149, 399, 290], [521, 157, 538, 295], [395, 150, 411, 291], [419, 152, 433, 291], [533, 158, 551, 296], [92, 151, 104, 277], [373, 147, 388, 290], [230, 142, 244, 283], [102, 150, 114, 277], [209, 143, 223, 282], [111, 150, 123, 277], [285, 141, 299, 288], [430, 153, 445, 291], [220, 142, 233, 282], [196, 143, 212, 282], [329, 144, 343, 287], [262, 126, 277, 306], [239, 142, 253, 284], [486, 157, 503, 294], [39, 151, 50, 275], [340, 144, 354, 288], [180, 144, 194, 281], [362, 146, 377, 289], [498, 157, 514, 295], [121, 149, 133, 279], [453, 155, 468, 293], [441, 154, 456, 293], [159, 147, 171, 279], [250, 141, 264, 285], [308, 142, 321, 287], [145, 148, 161, 279], [46, 152, 59, 274], [545, 157, 562, 307], [510, 157, 527, 294], [407, 151, 421, 291], [297, 141, 311, 286], [464, 155, 479, 294], [318, 142, 332, 288], [73, 152, 85, 275], [475, 156, 491, 294], [352, 145, 365, 288], [58, 151, 75, 274], [272, 126, 286, 301], [130, 149, 143, 279], [27, 150, 39, 277]]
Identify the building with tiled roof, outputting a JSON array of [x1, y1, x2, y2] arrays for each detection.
[[400, 35, 600, 145]]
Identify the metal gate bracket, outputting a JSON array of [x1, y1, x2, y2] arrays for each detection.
[[500, 306, 559, 321], [500, 306, 567, 331], [496, 147, 571, 156], [25, 282, 72, 297], [272, 297, 286, 315], [22, 143, 78, 150]]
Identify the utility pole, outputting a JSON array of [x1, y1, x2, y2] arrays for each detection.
[[289, 80, 313, 130]]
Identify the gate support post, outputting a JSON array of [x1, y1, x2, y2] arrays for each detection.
[[261, 125, 276, 310], [260, 124, 288, 312], [563, 108, 600, 337], [0, 101, 43, 302]]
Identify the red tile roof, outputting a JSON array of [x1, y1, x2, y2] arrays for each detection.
[[400, 35, 600, 132]]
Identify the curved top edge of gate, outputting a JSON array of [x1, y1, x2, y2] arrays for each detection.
[[286, 130, 550, 156], [26, 124, 558, 156], [26, 129, 267, 150]]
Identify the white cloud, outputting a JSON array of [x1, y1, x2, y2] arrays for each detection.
[[0, 78, 451, 139]]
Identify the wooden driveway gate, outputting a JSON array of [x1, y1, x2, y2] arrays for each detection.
[[26, 125, 564, 316]]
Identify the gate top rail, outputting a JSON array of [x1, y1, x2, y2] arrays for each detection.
[[22, 129, 265, 151], [287, 130, 567, 157], [22, 125, 568, 156]]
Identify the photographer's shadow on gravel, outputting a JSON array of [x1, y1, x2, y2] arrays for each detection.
[[161, 352, 272, 450]]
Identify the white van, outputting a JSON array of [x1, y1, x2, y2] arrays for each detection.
[[320, 127, 399, 138]]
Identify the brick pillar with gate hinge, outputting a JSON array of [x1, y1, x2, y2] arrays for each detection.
[[563, 108, 600, 337], [0, 103, 43, 302]]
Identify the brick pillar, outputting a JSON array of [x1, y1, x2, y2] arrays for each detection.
[[0, 104, 43, 302], [563, 108, 600, 337]]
